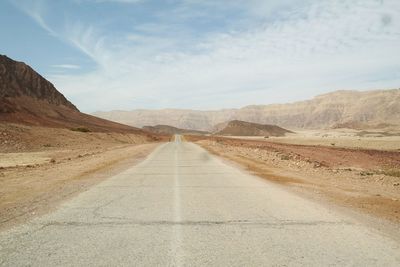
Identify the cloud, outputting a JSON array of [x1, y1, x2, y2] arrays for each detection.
[[52, 64, 81, 69], [10, 0, 57, 36], [76, 0, 143, 3], [11, 0, 400, 111]]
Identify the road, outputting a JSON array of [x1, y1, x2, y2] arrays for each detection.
[[1, 136, 399, 266]]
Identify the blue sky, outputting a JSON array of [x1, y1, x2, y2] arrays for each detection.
[[1, 0, 400, 112]]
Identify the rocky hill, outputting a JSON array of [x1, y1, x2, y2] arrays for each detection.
[[0, 55, 149, 134], [0, 55, 77, 112], [94, 89, 400, 131], [215, 120, 292, 136], [143, 125, 208, 135]]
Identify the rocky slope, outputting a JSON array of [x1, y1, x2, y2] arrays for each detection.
[[94, 89, 400, 131], [215, 120, 292, 136], [0, 55, 151, 135], [143, 125, 208, 135], [0, 55, 77, 112]]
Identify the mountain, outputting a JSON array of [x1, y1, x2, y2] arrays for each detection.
[[143, 125, 208, 135], [94, 109, 236, 132], [0, 55, 77, 112], [215, 120, 292, 136], [94, 89, 400, 131], [0, 55, 147, 134]]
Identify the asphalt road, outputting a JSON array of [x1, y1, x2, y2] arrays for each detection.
[[1, 136, 399, 266]]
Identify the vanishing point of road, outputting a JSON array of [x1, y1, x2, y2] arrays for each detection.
[[1, 136, 399, 266]]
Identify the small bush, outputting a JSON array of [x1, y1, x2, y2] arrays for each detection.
[[71, 127, 91, 133], [280, 155, 290, 160], [379, 169, 400, 178], [360, 171, 374, 176]]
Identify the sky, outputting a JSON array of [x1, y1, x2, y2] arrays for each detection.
[[1, 0, 400, 112]]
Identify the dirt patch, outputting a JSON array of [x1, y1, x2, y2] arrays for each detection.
[[0, 152, 50, 168], [188, 135, 400, 224]]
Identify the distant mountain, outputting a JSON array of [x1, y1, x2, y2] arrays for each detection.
[[143, 125, 208, 135], [215, 120, 292, 136], [0, 55, 148, 134], [94, 89, 400, 131], [94, 109, 235, 132]]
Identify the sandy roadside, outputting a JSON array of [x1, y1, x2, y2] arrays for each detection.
[[190, 137, 400, 227], [224, 129, 400, 151], [0, 143, 162, 231]]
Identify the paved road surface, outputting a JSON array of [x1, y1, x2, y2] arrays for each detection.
[[1, 136, 399, 266]]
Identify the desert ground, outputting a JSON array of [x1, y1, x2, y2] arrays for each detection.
[[0, 123, 165, 230], [2, 124, 399, 232]]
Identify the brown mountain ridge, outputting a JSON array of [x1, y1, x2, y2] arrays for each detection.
[[215, 120, 292, 136]]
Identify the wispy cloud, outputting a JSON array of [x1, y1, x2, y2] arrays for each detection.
[[10, 0, 56, 36], [95, 0, 142, 2], [10, 0, 400, 112], [52, 64, 81, 69], [76, 0, 143, 3]]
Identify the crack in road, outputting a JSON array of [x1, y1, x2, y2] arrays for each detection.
[[36, 219, 352, 228]]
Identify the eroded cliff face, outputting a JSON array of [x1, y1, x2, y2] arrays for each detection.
[[0, 55, 78, 113], [236, 90, 400, 129], [94, 89, 400, 131]]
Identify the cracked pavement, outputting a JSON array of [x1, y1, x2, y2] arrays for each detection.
[[1, 136, 400, 266]]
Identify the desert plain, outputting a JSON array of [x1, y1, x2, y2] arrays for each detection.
[[1, 122, 400, 237]]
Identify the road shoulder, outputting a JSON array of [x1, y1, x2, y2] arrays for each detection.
[[0, 143, 162, 231]]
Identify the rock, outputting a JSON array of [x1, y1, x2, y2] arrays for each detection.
[[313, 162, 321, 168]]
